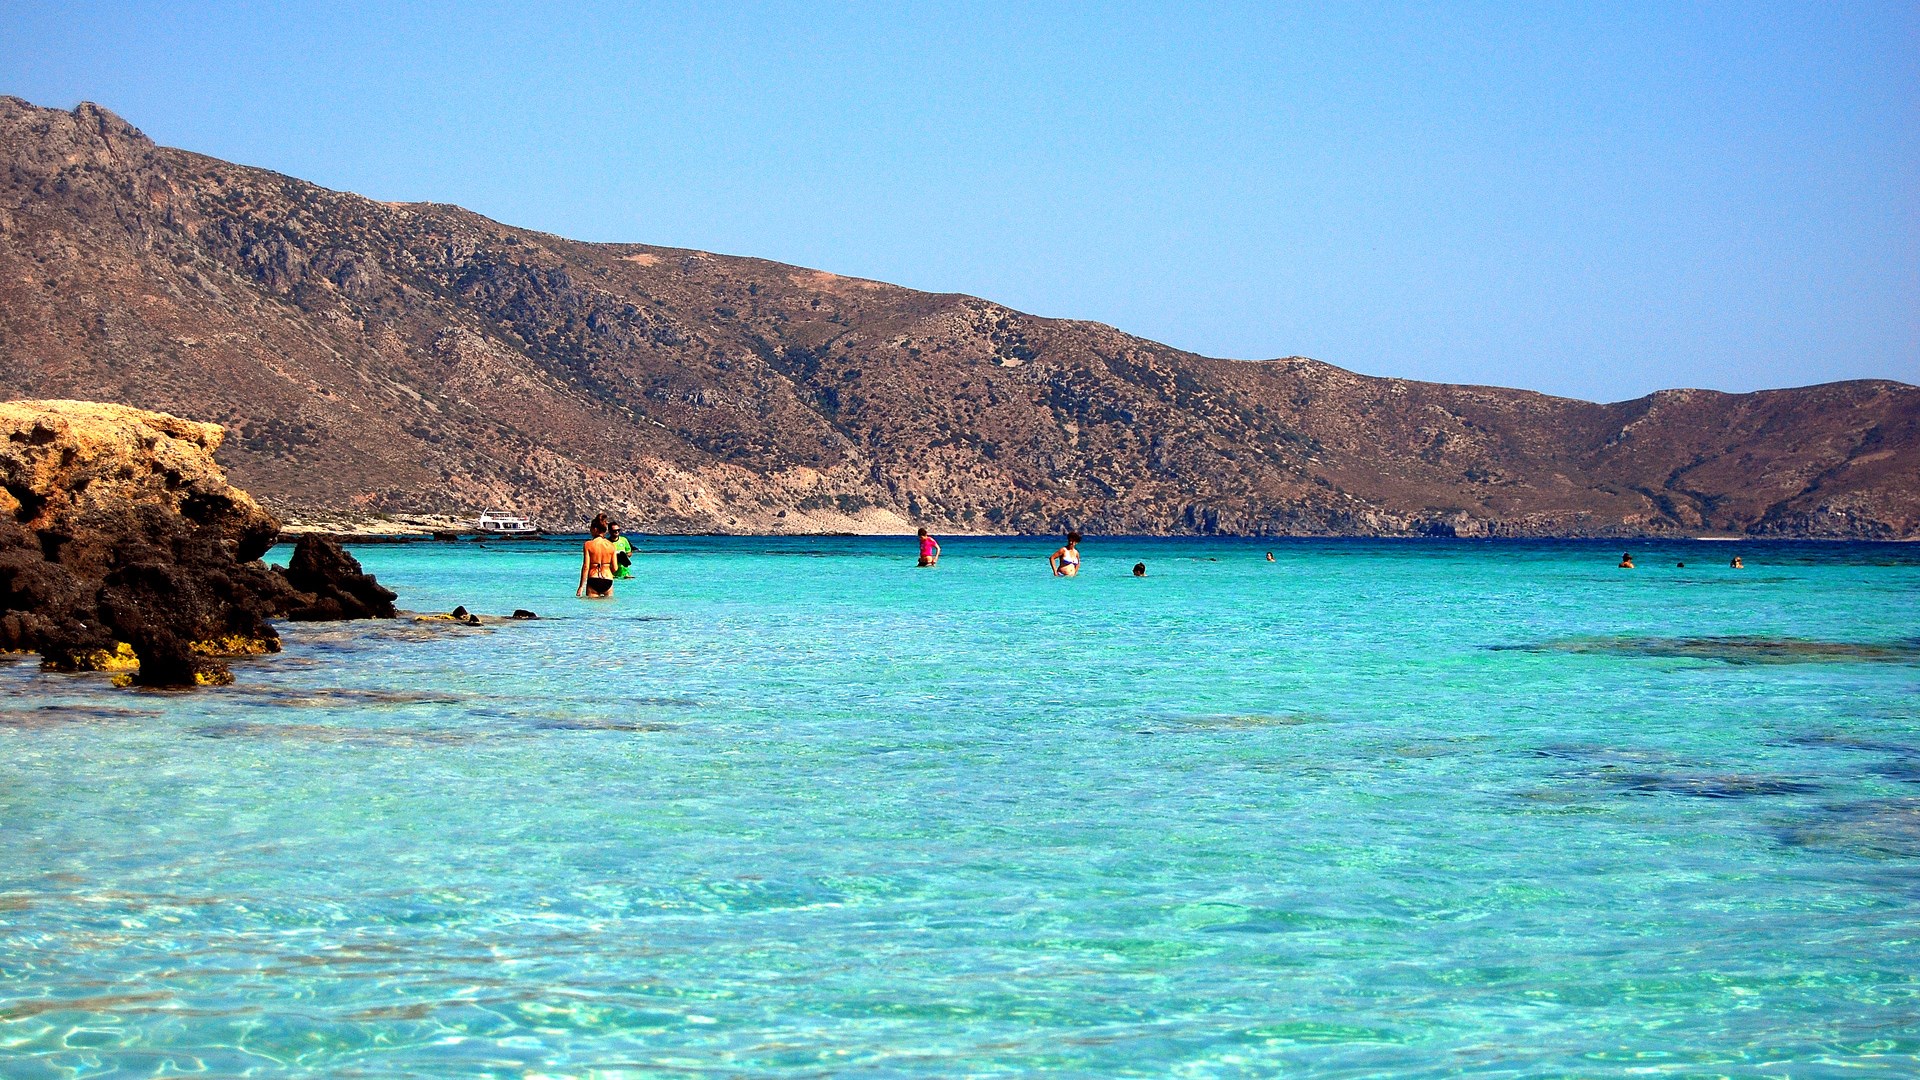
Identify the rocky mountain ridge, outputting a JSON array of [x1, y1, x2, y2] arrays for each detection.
[[2, 97, 1915, 537]]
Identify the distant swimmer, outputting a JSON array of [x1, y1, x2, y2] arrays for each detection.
[[1133, 562, 1147, 577], [1050, 531, 1083, 577], [1265, 552, 1275, 562], [1619, 552, 1635, 569], [1677, 562, 1685, 568], [1731, 556, 1744, 569], [609, 521, 633, 580], [917, 527, 941, 567], [578, 515, 619, 598]]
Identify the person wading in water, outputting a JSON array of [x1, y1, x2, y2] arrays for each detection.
[[578, 515, 619, 598], [609, 522, 634, 581], [1050, 532, 1083, 577]]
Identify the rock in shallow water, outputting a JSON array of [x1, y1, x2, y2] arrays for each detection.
[[0, 399, 397, 686], [281, 535, 397, 620]]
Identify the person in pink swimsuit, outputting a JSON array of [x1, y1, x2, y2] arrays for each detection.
[[917, 527, 941, 567]]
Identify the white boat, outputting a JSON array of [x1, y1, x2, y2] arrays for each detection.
[[473, 511, 538, 535]]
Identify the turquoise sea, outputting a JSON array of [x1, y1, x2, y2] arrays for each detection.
[[3, 536, 1919, 1078]]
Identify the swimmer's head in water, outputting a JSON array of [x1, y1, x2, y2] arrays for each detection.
[[1067, 531, 1082, 545], [1133, 562, 1146, 576]]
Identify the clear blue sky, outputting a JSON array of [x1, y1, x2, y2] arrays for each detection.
[[4, 2, 1915, 401]]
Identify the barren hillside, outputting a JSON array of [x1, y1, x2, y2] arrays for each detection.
[[3, 98, 1914, 536]]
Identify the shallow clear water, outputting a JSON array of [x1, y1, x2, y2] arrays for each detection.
[[3, 536, 1919, 1078]]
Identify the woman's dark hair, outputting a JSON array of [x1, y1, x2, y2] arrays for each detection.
[[1067, 531, 1082, 544], [590, 513, 609, 538], [917, 527, 928, 537]]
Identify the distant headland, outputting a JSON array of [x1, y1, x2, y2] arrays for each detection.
[[2, 98, 1914, 539]]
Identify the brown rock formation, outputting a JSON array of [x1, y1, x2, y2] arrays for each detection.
[[280, 534, 396, 621], [0, 399, 392, 686], [1, 97, 1914, 537]]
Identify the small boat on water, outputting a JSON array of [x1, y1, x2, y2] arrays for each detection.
[[473, 510, 539, 535]]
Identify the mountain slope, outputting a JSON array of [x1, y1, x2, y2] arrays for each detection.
[[2, 98, 1914, 536]]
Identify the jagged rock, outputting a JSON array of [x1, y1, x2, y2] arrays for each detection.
[[281, 535, 397, 620], [0, 400, 395, 686]]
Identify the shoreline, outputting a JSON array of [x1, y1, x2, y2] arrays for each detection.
[[265, 514, 1912, 546], [276, 529, 1920, 547]]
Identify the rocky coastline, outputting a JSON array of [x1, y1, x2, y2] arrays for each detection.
[[1, 400, 396, 687]]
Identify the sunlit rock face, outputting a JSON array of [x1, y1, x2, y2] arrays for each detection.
[[0, 399, 391, 686], [1, 96, 1915, 538]]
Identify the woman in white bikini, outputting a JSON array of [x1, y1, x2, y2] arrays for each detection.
[[1049, 532, 1082, 577]]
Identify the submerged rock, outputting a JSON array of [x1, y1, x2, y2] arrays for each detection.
[[1497, 635, 1920, 665], [0, 400, 398, 686], [1774, 798, 1920, 859]]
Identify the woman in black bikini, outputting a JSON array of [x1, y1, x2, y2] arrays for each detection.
[[578, 515, 619, 598]]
